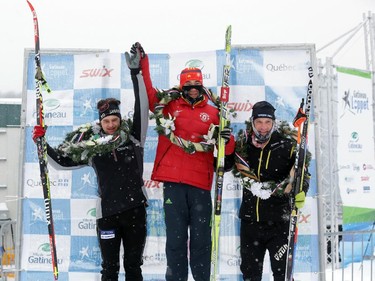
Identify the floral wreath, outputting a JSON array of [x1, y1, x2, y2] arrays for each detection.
[[151, 87, 223, 154], [233, 120, 311, 200], [57, 119, 132, 163]]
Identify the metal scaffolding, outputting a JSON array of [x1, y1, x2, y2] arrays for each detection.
[[316, 11, 375, 280]]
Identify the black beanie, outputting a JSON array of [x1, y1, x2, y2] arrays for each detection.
[[98, 99, 121, 121], [251, 101, 276, 120]]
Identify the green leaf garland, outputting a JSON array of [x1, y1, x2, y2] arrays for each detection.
[[234, 120, 311, 199], [57, 119, 132, 163], [150, 87, 222, 154]]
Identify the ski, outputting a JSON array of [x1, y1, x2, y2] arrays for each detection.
[[211, 25, 232, 281], [284, 66, 314, 281], [26, 1, 59, 280]]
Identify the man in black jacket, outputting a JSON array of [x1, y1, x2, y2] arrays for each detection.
[[32, 50, 149, 281], [234, 101, 309, 281]]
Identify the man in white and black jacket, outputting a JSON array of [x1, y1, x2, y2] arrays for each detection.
[[32, 50, 149, 281]]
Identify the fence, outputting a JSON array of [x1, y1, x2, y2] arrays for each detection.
[[325, 228, 375, 281]]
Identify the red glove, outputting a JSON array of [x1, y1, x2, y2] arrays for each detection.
[[32, 125, 46, 142]]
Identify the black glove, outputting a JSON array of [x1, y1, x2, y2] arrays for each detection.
[[130, 42, 145, 58], [214, 126, 231, 144], [125, 43, 143, 75]]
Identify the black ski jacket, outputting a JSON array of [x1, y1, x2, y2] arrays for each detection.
[[239, 131, 296, 222], [47, 72, 149, 219]]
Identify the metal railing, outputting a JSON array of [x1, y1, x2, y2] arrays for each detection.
[[0, 219, 16, 281], [324, 228, 375, 281]]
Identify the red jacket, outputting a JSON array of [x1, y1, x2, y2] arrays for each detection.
[[141, 55, 235, 190]]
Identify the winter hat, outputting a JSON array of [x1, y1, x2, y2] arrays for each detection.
[[251, 101, 276, 120], [179, 68, 203, 88], [97, 98, 122, 121]]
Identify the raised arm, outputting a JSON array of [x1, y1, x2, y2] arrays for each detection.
[[125, 43, 150, 147], [127, 43, 159, 112]]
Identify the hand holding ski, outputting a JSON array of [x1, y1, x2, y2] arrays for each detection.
[[26, 1, 59, 279], [284, 66, 314, 281]]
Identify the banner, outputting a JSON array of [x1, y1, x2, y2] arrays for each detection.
[[336, 66, 375, 264], [21, 46, 318, 280]]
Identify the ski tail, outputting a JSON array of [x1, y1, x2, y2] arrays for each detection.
[[211, 25, 232, 281], [27, 1, 59, 280], [285, 66, 313, 281]]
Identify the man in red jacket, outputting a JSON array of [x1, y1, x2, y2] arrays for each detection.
[[128, 43, 235, 281]]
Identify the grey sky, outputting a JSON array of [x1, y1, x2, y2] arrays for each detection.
[[1, 0, 373, 94]]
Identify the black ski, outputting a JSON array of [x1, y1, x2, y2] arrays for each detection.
[[285, 66, 314, 281], [26, 1, 59, 279]]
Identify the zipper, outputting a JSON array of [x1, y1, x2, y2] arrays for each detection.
[[112, 149, 118, 162]]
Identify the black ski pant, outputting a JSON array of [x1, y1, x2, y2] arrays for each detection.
[[97, 205, 146, 281], [163, 182, 212, 281], [240, 220, 290, 281]]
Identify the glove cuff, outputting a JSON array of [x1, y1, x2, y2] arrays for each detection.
[[130, 68, 140, 75]]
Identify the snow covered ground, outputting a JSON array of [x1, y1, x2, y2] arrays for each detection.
[[325, 260, 375, 281]]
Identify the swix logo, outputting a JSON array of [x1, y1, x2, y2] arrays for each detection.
[[299, 214, 311, 223], [227, 102, 252, 112], [144, 180, 162, 189], [80, 67, 113, 78]]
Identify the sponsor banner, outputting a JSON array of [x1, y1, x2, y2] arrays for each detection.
[[119, 88, 136, 120], [73, 88, 121, 126], [218, 236, 242, 275], [294, 235, 320, 272], [263, 49, 311, 87], [71, 166, 99, 199], [337, 67, 375, 214], [68, 235, 102, 272], [21, 234, 70, 273], [23, 163, 72, 199], [146, 199, 166, 237], [222, 172, 243, 199], [219, 198, 241, 237], [169, 51, 218, 88], [74, 53, 121, 89], [146, 54, 170, 90], [27, 54, 74, 91], [70, 199, 97, 236], [230, 48, 264, 86], [20, 271, 69, 281], [25, 90, 74, 126], [143, 163, 163, 200], [142, 236, 167, 273], [22, 198, 71, 235], [226, 85, 265, 121], [298, 197, 319, 236], [144, 127, 158, 163], [22, 47, 318, 280]]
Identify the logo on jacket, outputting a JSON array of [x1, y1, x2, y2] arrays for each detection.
[[200, 112, 210, 122]]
